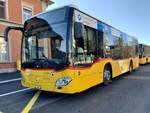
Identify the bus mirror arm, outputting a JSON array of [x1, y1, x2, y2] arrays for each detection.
[[4, 26, 23, 42], [74, 22, 84, 39]]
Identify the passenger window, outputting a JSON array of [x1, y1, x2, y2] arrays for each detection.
[[74, 26, 101, 66], [113, 37, 124, 59], [103, 32, 111, 58]]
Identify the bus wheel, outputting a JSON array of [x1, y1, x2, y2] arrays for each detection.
[[103, 65, 112, 85], [129, 63, 133, 73]]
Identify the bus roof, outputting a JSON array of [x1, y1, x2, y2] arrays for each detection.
[[28, 4, 137, 40]]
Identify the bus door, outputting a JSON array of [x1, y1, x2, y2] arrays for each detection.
[[74, 23, 103, 78]]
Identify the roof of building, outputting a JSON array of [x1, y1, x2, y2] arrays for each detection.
[[42, 0, 54, 4]]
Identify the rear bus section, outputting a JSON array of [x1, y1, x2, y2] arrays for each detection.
[[140, 57, 150, 64], [140, 57, 147, 64], [139, 44, 150, 64]]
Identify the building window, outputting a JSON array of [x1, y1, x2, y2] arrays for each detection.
[[23, 7, 32, 22], [0, 0, 6, 19], [0, 36, 9, 62]]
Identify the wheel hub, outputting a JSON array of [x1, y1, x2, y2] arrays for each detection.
[[104, 70, 111, 81]]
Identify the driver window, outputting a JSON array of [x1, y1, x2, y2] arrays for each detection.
[[38, 38, 52, 59], [75, 26, 98, 66]]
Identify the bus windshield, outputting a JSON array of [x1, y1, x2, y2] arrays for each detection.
[[22, 8, 69, 69]]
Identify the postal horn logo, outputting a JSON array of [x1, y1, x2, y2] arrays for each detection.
[[77, 14, 82, 21]]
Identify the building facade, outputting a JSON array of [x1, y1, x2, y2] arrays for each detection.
[[0, 0, 53, 73]]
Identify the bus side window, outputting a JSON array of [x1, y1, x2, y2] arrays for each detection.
[[84, 27, 104, 59], [74, 26, 100, 66], [84, 26, 97, 61], [97, 31, 103, 58], [76, 38, 85, 62], [103, 32, 111, 58]]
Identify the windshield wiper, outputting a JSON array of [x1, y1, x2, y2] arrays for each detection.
[[31, 59, 59, 68]]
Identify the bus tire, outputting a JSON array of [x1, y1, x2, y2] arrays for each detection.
[[103, 64, 112, 85], [129, 61, 133, 73]]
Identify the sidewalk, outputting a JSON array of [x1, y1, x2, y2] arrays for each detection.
[[0, 71, 21, 82], [0, 68, 17, 74]]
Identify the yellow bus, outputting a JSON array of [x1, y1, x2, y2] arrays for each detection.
[[139, 44, 150, 64], [4, 5, 139, 94]]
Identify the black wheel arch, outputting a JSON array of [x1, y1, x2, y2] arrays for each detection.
[[130, 60, 133, 67]]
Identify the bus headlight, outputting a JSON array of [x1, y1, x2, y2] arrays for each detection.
[[56, 77, 72, 86]]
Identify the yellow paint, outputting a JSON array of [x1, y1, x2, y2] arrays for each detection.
[[140, 57, 146, 64], [148, 57, 150, 63], [21, 91, 41, 113], [21, 57, 139, 94]]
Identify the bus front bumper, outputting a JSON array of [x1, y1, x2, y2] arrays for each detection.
[[21, 79, 79, 94]]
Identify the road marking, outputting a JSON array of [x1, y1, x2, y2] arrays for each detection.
[[0, 88, 31, 97], [22, 91, 41, 113], [124, 76, 150, 80], [0, 78, 22, 84], [32, 95, 67, 110]]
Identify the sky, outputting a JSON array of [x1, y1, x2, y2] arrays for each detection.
[[47, 0, 150, 45]]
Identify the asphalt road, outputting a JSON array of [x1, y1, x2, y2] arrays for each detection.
[[1, 64, 150, 113]]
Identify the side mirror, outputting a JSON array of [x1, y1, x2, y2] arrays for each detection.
[[4, 26, 23, 42], [74, 22, 84, 39]]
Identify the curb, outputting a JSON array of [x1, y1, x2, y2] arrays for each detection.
[[0, 68, 19, 74]]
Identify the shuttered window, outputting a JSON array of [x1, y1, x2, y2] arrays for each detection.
[[23, 7, 32, 22], [0, 36, 9, 62], [0, 0, 6, 19]]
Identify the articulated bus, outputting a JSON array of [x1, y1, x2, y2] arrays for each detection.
[[139, 44, 150, 64], [4, 5, 139, 94]]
